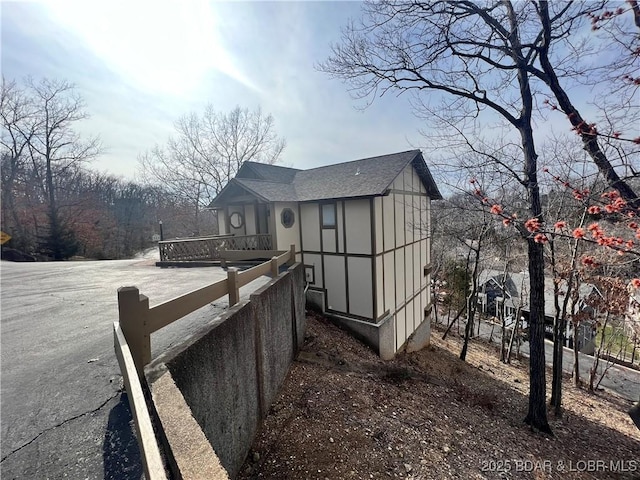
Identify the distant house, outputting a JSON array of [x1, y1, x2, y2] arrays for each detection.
[[209, 150, 442, 358], [476, 269, 598, 354]]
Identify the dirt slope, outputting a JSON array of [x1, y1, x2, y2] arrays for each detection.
[[238, 313, 640, 480]]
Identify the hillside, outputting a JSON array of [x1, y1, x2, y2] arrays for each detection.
[[238, 313, 639, 480]]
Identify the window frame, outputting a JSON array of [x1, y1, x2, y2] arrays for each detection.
[[280, 208, 295, 229], [229, 211, 245, 229], [321, 202, 337, 229]]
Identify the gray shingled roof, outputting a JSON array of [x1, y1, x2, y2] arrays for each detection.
[[238, 162, 300, 184], [210, 150, 442, 208], [233, 178, 299, 202]]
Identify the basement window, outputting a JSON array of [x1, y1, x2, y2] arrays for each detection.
[[321, 203, 336, 228]]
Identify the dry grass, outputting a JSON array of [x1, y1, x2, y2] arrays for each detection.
[[238, 313, 640, 480]]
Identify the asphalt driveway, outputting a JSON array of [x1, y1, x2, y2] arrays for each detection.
[[0, 254, 268, 479]]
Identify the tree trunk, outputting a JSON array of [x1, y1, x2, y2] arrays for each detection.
[[460, 306, 474, 361], [590, 311, 610, 392], [573, 322, 581, 386], [524, 240, 552, 434], [506, 312, 520, 363]]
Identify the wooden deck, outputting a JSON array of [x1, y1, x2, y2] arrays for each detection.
[[158, 234, 273, 262]]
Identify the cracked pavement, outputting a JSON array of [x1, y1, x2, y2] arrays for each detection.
[[1, 254, 269, 479]]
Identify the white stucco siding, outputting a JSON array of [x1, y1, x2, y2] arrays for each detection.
[[383, 195, 394, 251], [374, 197, 383, 254], [413, 243, 421, 297], [425, 237, 431, 267], [405, 245, 413, 301], [420, 196, 429, 240], [245, 204, 256, 235], [303, 253, 323, 288], [415, 166, 423, 193], [415, 195, 423, 242], [404, 164, 413, 193], [301, 203, 320, 251], [395, 248, 405, 308], [218, 211, 227, 235], [273, 202, 300, 251], [325, 255, 347, 312], [394, 193, 404, 249], [396, 307, 406, 349], [376, 255, 384, 318], [419, 236, 424, 291], [383, 252, 395, 313], [345, 199, 371, 255], [347, 257, 373, 319], [407, 298, 415, 333], [322, 229, 336, 252]]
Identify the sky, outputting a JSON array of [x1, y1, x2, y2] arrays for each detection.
[[1, 0, 430, 180]]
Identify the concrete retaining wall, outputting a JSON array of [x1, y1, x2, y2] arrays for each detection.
[[145, 263, 305, 479]]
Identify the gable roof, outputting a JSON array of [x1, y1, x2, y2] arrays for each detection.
[[235, 162, 300, 184], [209, 150, 442, 208]]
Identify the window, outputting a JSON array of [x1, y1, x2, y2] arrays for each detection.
[[321, 203, 336, 228], [281, 208, 295, 228], [229, 211, 244, 229]]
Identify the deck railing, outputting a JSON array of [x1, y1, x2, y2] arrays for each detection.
[[158, 234, 272, 262]]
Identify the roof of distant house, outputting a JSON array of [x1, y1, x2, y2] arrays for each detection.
[[478, 269, 599, 318], [209, 150, 442, 208]]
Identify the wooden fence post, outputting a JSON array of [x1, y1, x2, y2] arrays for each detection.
[[227, 267, 240, 306], [287, 244, 296, 266], [118, 286, 151, 378], [270, 256, 279, 277]]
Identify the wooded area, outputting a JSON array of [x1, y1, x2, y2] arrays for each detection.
[[1, 79, 284, 260]]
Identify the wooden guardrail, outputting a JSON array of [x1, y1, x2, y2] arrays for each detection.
[[113, 324, 167, 480], [158, 234, 273, 262], [112, 245, 296, 478]]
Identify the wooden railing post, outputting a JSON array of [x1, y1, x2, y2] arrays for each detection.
[[270, 256, 279, 277], [118, 286, 151, 378], [287, 244, 296, 266], [227, 267, 240, 306]]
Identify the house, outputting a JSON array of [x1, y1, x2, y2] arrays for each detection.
[[208, 150, 442, 359], [476, 269, 598, 354]]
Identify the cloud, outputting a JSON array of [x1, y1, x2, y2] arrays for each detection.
[[41, 0, 259, 95], [1, 1, 433, 179]]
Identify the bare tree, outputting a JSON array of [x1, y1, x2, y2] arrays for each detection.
[[1, 78, 100, 258], [319, 0, 554, 433], [25, 78, 100, 258], [139, 105, 286, 235], [531, 2, 639, 208], [1, 78, 39, 250]]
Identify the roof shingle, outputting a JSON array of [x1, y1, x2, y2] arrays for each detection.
[[210, 150, 442, 208]]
